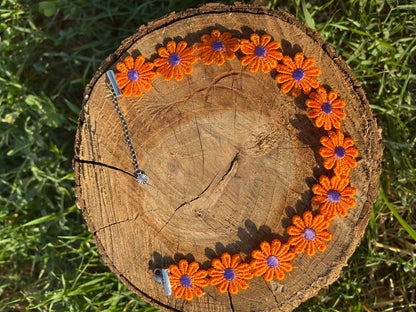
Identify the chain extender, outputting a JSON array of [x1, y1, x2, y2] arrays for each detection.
[[105, 70, 148, 185]]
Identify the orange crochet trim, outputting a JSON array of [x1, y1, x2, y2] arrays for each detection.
[[208, 253, 253, 294], [240, 33, 283, 73], [306, 87, 346, 130], [287, 211, 333, 256], [275, 52, 321, 97], [250, 239, 295, 281], [195, 29, 240, 65], [110, 29, 360, 300], [154, 41, 197, 81], [319, 129, 359, 176], [115, 55, 156, 97], [169, 259, 209, 301], [312, 175, 357, 218]]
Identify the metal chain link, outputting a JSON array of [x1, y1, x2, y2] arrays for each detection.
[[106, 72, 147, 184]]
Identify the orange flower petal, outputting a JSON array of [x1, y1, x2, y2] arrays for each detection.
[[183, 287, 193, 301], [173, 66, 184, 81], [241, 54, 256, 66], [236, 279, 249, 290], [336, 204, 348, 217], [173, 286, 185, 299], [331, 98, 345, 108], [319, 175, 331, 190], [278, 250, 295, 262], [209, 275, 225, 286], [327, 90, 338, 102], [275, 267, 285, 280], [287, 225, 303, 236], [124, 56, 134, 69], [324, 157, 337, 170], [293, 238, 307, 254], [193, 286, 204, 297], [278, 261, 293, 272], [228, 281, 239, 294], [314, 238, 327, 252], [341, 196, 356, 208], [157, 47, 170, 58], [303, 211, 313, 227], [169, 264, 181, 278], [251, 261, 268, 276], [260, 241, 272, 256], [288, 235, 303, 246], [217, 281, 229, 293], [221, 253, 232, 268], [249, 57, 261, 72], [291, 85, 302, 97], [231, 254, 242, 268], [116, 62, 129, 73], [251, 249, 267, 260], [275, 63, 293, 75], [281, 79, 296, 94], [275, 73, 293, 84], [164, 66, 174, 81], [263, 268, 274, 282], [294, 52, 304, 68], [306, 241, 315, 256], [272, 239, 285, 256], [250, 33, 260, 46], [123, 82, 133, 97], [317, 230, 332, 241], [166, 41, 176, 54], [132, 81, 142, 96]]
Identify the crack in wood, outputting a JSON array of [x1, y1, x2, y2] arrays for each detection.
[[155, 153, 240, 237], [194, 115, 205, 179], [94, 212, 141, 234], [265, 280, 280, 305], [74, 157, 135, 178], [227, 291, 235, 312], [95, 217, 134, 233]]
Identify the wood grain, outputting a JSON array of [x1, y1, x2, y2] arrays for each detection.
[[74, 3, 383, 311]]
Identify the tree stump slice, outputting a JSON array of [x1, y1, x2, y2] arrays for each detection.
[[74, 3, 383, 312]]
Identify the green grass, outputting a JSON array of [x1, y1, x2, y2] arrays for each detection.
[[0, 0, 415, 311]]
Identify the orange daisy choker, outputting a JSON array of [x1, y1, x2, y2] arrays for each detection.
[[106, 29, 359, 301]]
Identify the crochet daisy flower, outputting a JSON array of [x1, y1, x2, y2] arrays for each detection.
[[312, 175, 356, 218], [240, 33, 283, 73], [250, 239, 295, 281], [208, 253, 253, 294], [195, 29, 240, 66], [115, 55, 156, 97], [154, 41, 197, 81], [306, 87, 346, 130], [275, 52, 321, 97], [169, 259, 209, 301], [287, 211, 332, 256], [320, 129, 359, 176]]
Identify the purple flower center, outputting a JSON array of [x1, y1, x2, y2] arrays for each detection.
[[327, 190, 342, 203], [334, 146, 346, 159], [223, 268, 236, 281], [266, 255, 280, 268], [169, 53, 181, 66], [127, 69, 140, 82], [321, 102, 333, 115], [180, 275, 192, 288], [211, 40, 225, 51], [254, 45, 267, 58], [302, 228, 317, 241], [292, 68, 305, 81]]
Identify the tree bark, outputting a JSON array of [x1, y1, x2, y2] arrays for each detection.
[[74, 3, 383, 311]]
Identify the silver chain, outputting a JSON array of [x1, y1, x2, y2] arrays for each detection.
[[106, 70, 148, 184]]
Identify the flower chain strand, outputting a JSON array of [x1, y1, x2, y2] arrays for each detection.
[[108, 29, 359, 300]]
